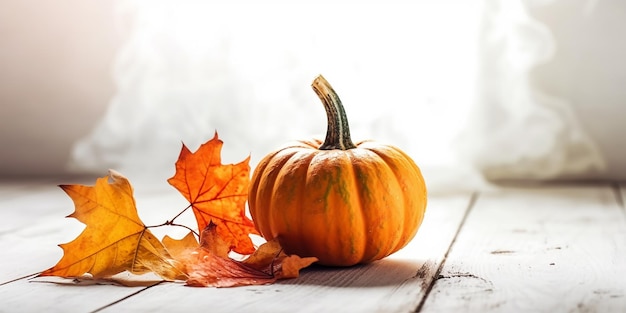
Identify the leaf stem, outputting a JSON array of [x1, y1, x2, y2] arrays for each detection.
[[146, 204, 199, 237], [170, 204, 192, 223]]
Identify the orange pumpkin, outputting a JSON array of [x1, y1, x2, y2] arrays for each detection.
[[248, 75, 427, 266]]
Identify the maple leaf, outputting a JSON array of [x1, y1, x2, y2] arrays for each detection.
[[168, 132, 258, 255], [183, 223, 318, 288], [40, 170, 186, 281], [162, 232, 199, 261]]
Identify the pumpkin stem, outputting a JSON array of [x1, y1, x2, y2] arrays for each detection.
[[312, 75, 357, 150]]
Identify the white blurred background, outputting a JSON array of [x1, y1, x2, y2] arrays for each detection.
[[1, 0, 625, 192]]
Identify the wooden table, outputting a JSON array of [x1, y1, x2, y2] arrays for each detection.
[[1, 178, 625, 312]]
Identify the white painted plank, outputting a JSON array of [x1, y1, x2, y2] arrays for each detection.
[[0, 185, 73, 234], [0, 277, 159, 313], [97, 194, 473, 313], [0, 214, 85, 283], [0, 182, 78, 283], [422, 185, 626, 312]]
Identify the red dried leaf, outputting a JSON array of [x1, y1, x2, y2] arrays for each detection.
[[184, 224, 318, 287]]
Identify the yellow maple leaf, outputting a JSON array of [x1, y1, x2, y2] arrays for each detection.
[[40, 170, 186, 280]]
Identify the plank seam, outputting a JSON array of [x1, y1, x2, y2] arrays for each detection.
[[413, 191, 479, 313], [0, 272, 39, 286], [90, 281, 164, 313]]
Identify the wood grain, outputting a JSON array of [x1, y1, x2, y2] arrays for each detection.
[[0, 186, 72, 233], [422, 185, 626, 312]]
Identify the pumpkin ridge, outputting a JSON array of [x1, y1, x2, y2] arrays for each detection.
[[272, 150, 316, 250], [270, 151, 300, 238], [339, 152, 365, 265], [254, 149, 298, 237], [347, 150, 369, 263], [332, 152, 361, 264], [387, 145, 429, 201], [359, 149, 404, 261], [365, 146, 426, 253]]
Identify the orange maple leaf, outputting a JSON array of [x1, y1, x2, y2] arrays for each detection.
[[40, 170, 186, 281], [183, 224, 318, 288], [168, 132, 258, 255]]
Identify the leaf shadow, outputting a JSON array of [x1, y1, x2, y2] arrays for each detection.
[[282, 258, 435, 288], [30, 273, 165, 288]]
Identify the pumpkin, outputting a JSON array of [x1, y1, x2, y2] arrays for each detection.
[[248, 75, 427, 266]]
